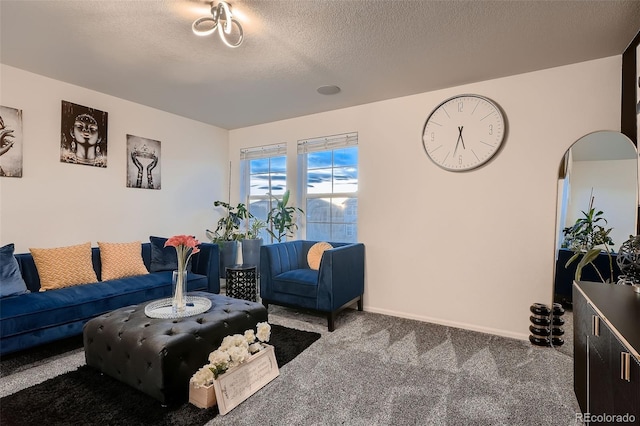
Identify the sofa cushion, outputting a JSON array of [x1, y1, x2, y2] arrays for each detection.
[[273, 269, 319, 298], [0, 244, 29, 298], [307, 242, 332, 270], [98, 241, 149, 281], [30, 242, 98, 291], [0, 271, 209, 339], [149, 236, 194, 272]]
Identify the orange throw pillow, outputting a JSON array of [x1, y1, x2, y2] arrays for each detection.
[[98, 241, 149, 281], [30, 242, 98, 291], [307, 242, 333, 270]]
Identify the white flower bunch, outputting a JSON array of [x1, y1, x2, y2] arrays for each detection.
[[190, 322, 271, 388]]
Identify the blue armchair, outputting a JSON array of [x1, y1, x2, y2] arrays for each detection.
[[260, 240, 365, 331]]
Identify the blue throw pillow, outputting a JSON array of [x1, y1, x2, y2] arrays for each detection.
[[0, 243, 29, 297], [149, 236, 193, 273]]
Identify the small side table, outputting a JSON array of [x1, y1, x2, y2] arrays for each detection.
[[225, 264, 258, 301]]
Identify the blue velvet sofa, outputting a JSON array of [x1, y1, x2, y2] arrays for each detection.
[[0, 242, 220, 356], [260, 240, 365, 331]]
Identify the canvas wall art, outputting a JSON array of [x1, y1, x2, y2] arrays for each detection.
[[126, 134, 161, 190], [0, 105, 23, 178], [60, 100, 108, 167]]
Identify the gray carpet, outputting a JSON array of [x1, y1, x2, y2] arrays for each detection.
[[205, 306, 580, 425], [0, 306, 580, 425]]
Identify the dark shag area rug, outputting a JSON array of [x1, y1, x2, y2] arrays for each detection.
[[1, 335, 86, 378], [0, 324, 320, 426]]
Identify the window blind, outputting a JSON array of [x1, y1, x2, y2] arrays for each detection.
[[240, 143, 287, 160], [297, 132, 358, 154]]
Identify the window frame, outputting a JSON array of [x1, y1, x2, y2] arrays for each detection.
[[297, 132, 358, 243], [240, 143, 288, 243]]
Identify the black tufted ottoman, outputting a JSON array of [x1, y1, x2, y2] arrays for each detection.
[[83, 291, 268, 405]]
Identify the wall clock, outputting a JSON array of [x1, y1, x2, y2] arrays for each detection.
[[422, 94, 506, 171]]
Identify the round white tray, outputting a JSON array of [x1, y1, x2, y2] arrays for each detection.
[[144, 296, 212, 319]]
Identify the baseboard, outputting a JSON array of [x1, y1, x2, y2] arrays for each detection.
[[362, 306, 529, 342]]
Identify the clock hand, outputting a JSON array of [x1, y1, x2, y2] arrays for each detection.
[[454, 126, 464, 155], [458, 126, 466, 149], [454, 134, 461, 155]]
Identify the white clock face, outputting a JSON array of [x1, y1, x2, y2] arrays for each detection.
[[422, 95, 505, 171]]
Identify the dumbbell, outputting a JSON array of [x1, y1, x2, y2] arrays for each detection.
[[528, 303, 553, 346], [530, 303, 551, 316], [550, 303, 565, 346], [552, 303, 565, 317]]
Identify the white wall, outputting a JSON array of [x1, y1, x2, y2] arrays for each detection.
[[0, 65, 229, 253], [229, 56, 622, 340]]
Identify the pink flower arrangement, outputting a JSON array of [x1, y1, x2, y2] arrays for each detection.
[[165, 235, 201, 273]]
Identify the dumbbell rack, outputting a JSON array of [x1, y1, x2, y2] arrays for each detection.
[[529, 302, 565, 346]]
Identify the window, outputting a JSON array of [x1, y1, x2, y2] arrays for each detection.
[[298, 132, 358, 243], [240, 143, 287, 242]]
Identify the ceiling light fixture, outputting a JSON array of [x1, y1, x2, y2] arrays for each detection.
[[192, 1, 243, 48]]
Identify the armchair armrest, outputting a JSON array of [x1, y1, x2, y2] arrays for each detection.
[[316, 243, 365, 311], [191, 242, 221, 293]]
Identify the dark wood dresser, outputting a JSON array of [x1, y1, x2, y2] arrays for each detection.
[[573, 281, 640, 422]]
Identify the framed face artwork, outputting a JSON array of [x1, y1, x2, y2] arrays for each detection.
[[60, 101, 108, 167], [0, 105, 23, 178]]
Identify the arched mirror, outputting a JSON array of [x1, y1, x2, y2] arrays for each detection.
[[554, 131, 638, 309]]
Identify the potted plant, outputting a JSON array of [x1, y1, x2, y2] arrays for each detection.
[[562, 195, 615, 283], [266, 190, 304, 243], [206, 201, 251, 276], [240, 218, 267, 268]]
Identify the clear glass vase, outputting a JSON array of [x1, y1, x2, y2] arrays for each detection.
[[172, 269, 187, 314]]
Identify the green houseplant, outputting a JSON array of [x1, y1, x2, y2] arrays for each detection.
[[243, 218, 267, 240], [206, 201, 252, 277], [266, 190, 304, 243], [562, 195, 615, 283], [206, 201, 251, 243]]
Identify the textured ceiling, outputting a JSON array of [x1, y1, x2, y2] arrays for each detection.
[[1, 0, 640, 130]]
